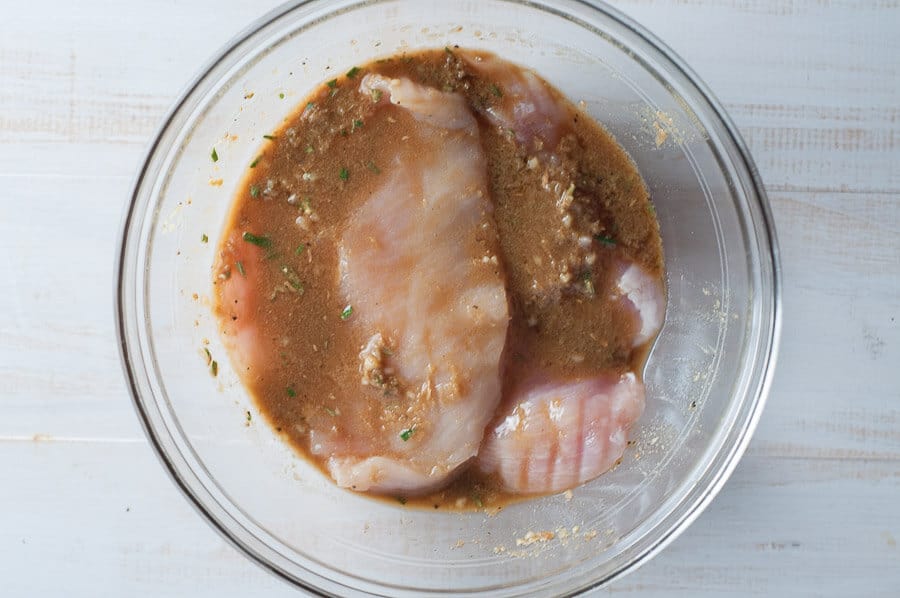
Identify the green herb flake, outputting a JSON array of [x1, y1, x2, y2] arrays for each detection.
[[399, 427, 415, 442], [472, 494, 484, 508], [280, 264, 304, 292], [594, 234, 616, 247], [263, 134, 277, 140], [249, 155, 262, 168], [246, 410, 252, 423], [305, 145, 314, 154], [444, 46, 453, 54], [352, 119, 364, 131], [295, 244, 306, 255], [210, 360, 218, 377], [366, 161, 380, 174], [201, 233, 208, 243], [648, 203, 656, 214], [236, 261, 246, 277], [340, 304, 353, 320], [250, 184, 260, 198], [210, 147, 219, 162], [242, 231, 272, 249], [346, 66, 361, 79], [370, 88, 383, 103], [278, 92, 285, 99], [397, 496, 408, 505], [490, 83, 503, 98], [286, 386, 296, 398], [340, 129, 349, 137], [339, 167, 350, 181], [305, 101, 315, 111], [324, 406, 337, 417], [202, 347, 212, 365], [326, 78, 338, 89]]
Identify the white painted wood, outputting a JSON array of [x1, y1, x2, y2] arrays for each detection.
[[0, 0, 897, 595]]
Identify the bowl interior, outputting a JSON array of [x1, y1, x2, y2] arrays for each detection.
[[120, 0, 778, 595]]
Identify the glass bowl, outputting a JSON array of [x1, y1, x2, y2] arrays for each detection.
[[115, 0, 781, 595]]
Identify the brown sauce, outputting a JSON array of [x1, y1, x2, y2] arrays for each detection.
[[213, 48, 664, 510]]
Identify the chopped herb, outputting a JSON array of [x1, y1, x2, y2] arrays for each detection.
[[301, 197, 312, 214], [326, 78, 338, 89], [340, 129, 349, 137], [400, 427, 415, 442], [280, 264, 304, 292], [352, 119, 364, 131], [648, 203, 656, 214], [305, 145, 314, 154], [490, 83, 503, 98], [397, 496, 408, 505], [324, 406, 337, 417], [286, 386, 296, 398], [210, 360, 218, 376], [472, 494, 484, 508], [370, 88, 383, 103], [236, 261, 246, 277], [444, 46, 453, 54], [339, 167, 349, 181], [246, 410, 252, 422], [278, 92, 285, 99], [366, 161, 380, 174], [295, 244, 306, 255], [594, 234, 616, 246], [203, 347, 212, 365], [201, 233, 208, 243], [242, 231, 272, 248], [340, 305, 353, 320], [263, 134, 277, 140], [249, 155, 261, 168], [250, 185, 260, 198], [346, 66, 361, 78], [210, 147, 219, 162], [305, 101, 315, 111]]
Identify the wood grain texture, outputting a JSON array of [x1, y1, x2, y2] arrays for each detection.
[[1, 0, 898, 595]]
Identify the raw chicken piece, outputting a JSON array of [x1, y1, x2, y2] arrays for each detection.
[[327, 75, 509, 494], [215, 230, 272, 380], [477, 373, 645, 494], [612, 260, 665, 347], [460, 51, 567, 153]]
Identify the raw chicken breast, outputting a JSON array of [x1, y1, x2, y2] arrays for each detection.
[[477, 373, 645, 494], [215, 230, 274, 382], [327, 75, 509, 494], [460, 51, 567, 153], [613, 260, 665, 347]]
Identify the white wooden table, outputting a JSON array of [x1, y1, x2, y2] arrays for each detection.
[[2, 1, 898, 595]]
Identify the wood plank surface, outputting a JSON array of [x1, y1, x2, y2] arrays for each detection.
[[1, 0, 898, 595]]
